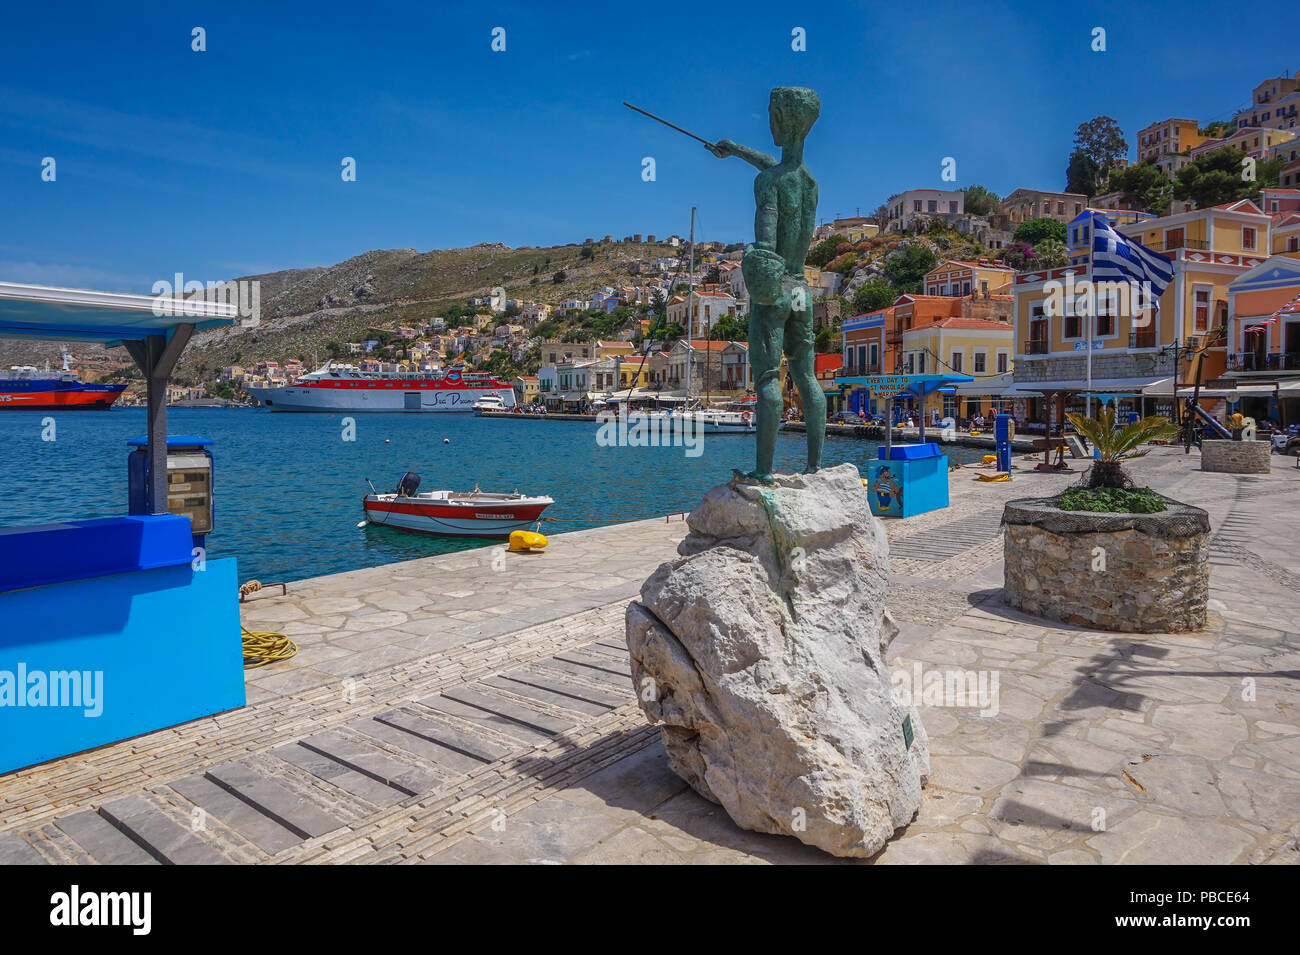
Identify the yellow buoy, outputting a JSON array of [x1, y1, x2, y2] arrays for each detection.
[[509, 530, 548, 552], [982, 454, 996, 465]]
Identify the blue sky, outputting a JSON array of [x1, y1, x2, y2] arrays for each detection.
[[0, 0, 1293, 292]]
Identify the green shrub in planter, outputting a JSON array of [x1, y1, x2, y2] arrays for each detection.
[[1057, 486, 1167, 514]]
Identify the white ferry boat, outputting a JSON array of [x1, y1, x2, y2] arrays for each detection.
[[248, 361, 516, 413]]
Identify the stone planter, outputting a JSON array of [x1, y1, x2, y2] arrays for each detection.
[[1201, 438, 1270, 474], [1001, 495, 1210, 633]]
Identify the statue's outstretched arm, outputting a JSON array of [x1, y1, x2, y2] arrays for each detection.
[[707, 139, 777, 170]]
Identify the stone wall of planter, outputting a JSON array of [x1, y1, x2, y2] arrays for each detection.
[[1001, 496, 1210, 633], [1201, 438, 1271, 474]]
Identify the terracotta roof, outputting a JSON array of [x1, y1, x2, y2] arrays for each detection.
[[1211, 198, 1266, 214], [684, 339, 732, 351], [814, 354, 842, 373], [935, 260, 1014, 271], [930, 317, 1015, 329]]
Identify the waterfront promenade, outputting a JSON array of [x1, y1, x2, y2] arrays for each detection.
[[1, 447, 1297, 864]]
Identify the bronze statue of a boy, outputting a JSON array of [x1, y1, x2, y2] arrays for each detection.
[[708, 87, 825, 482]]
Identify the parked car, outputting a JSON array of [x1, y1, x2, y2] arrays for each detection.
[[829, 411, 862, 425]]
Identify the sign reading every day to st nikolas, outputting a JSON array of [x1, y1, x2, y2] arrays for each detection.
[[854, 375, 914, 398]]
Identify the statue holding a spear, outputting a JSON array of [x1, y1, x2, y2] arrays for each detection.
[[624, 88, 825, 483]]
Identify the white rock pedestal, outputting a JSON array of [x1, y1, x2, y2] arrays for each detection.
[[625, 463, 929, 858]]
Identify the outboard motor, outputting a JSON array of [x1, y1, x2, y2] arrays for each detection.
[[396, 472, 420, 497]]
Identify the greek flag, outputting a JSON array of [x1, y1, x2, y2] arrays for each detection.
[[1090, 214, 1174, 298]]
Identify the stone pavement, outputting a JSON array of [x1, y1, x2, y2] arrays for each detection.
[[1, 447, 1297, 864]]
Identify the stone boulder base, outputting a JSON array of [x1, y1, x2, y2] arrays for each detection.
[[625, 463, 929, 858]]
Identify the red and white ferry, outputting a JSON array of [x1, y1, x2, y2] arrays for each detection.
[[362, 473, 552, 537], [248, 361, 515, 413], [0, 348, 126, 411]]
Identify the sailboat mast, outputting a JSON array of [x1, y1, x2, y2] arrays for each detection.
[[686, 206, 695, 405]]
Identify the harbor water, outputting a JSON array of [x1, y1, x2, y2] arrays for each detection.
[[0, 408, 990, 584]]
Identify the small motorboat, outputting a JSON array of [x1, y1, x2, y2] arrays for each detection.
[[361, 472, 553, 538], [472, 393, 508, 414]]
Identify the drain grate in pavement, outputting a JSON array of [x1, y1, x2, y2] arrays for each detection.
[[889, 511, 1006, 562]]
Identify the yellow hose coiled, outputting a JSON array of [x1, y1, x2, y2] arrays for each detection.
[[242, 625, 298, 669], [239, 580, 298, 668]]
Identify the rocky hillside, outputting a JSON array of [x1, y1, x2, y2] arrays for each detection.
[[0, 239, 682, 378]]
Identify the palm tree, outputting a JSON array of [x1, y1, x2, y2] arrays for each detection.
[[1066, 405, 1178, 488]]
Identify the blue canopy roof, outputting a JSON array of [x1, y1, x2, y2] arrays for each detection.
[[0, 282, 238, 346]]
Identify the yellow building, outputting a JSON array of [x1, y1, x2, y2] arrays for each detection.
[[829, 216, 880, 242], [1190, 127, 1296, 162], [513, 375, 540, 405], [894, 315, 1015, 420], [923, 260, 1015, 297], [1136, 118, 1207, 164], [594, 339, 636, 361], [1119, 200, 1272, 378], [616, 357, 651, 390], [1009, 199, 1273, 426], [1273, 212, 1300, 257]]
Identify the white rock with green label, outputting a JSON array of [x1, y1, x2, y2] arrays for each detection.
[[625, 462, 929, 857]]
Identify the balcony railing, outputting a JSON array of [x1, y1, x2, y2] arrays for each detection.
[[1143, 238, 1209, 252], [1228, 352, 1300, 372], [1129, 329, 1157, 349], [1024, 339, 1049, 355]]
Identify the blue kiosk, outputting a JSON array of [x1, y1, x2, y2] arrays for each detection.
[[0, 282, 245, 775], [834, 372, 973, 518]]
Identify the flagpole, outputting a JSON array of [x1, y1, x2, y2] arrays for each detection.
[[1082, 266, 1092, 420]]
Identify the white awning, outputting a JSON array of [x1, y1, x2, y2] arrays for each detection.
[[953, 372, 1016, 396], [1008, 375, 1167, 393], [1175, 383, 1281, 400]]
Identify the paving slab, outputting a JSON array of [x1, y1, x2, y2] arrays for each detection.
[[98, 795, 233, 865], [168, 775, 304, 856], [204, 763, 347, 840], [440, 685, 579, 736], [0, 833, 47, 865], [298, 731, 442, 797], [418, 694, 554, 746], [53, 810, 159, 865], [372, 707, 509, 765], [271, 743, 409, 808]]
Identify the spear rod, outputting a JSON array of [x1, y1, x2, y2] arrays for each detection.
[[622, 101, 716, 147]]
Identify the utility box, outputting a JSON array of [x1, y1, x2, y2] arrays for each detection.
[[866, 442, 948, 518], [995, 414, 1015, 473], [127, 436, 214, 546]]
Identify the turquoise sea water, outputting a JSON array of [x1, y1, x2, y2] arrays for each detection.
[[0, 408, 987, 584]]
